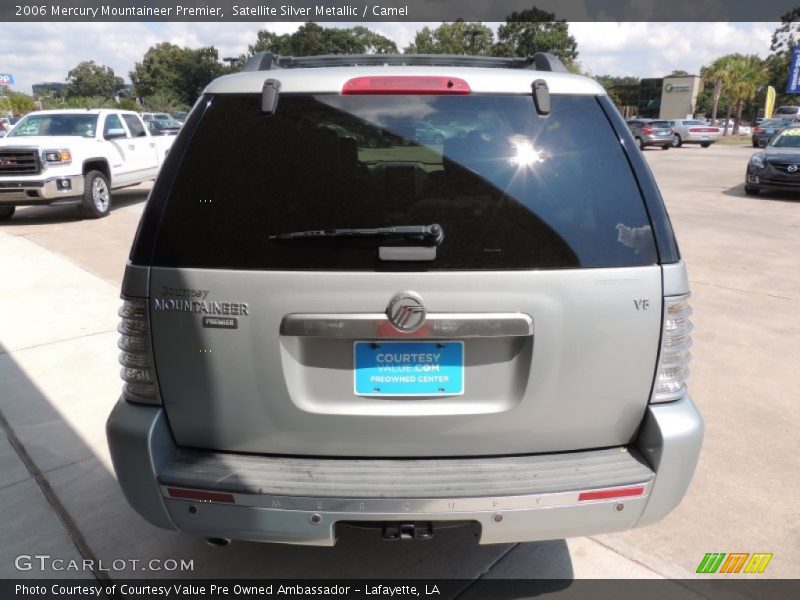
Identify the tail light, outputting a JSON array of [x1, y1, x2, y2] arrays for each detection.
[[754, 127, 764, 133], [118, 297, 161, 404], [642, 127, 653, 134], [652, 294, 693, 403], [689, 127, 717, 133]]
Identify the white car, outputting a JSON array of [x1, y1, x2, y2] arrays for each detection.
[[665, 119, 721, 148], [0, 109, 175, 220]]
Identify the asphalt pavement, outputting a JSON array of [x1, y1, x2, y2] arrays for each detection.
[[0, 141, 797, 590]]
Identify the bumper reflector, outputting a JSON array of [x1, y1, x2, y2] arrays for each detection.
[[577, 485, 645, 502], [167, 487, 236, 504]]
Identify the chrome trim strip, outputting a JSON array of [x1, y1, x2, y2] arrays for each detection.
[[161, 481, 651, 513], [0, 175, 84, 202], [280, 312, 534, 338]]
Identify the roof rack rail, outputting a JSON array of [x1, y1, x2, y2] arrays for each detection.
[[240, 52, 568, 73]]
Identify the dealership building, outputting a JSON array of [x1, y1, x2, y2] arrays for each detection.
[[608, 75, 704, 119]]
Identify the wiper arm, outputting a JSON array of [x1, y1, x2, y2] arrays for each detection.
[[269, 224, 444, 246]]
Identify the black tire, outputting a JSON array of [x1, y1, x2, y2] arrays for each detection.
[[661, 144, 670, 150], [0, 206, 15, 221], [637, 137, 644, 150], [672, 134, 682, 148], [752, 140, 759, 148], [744, 185, 760, 196], [700, 142, 711, 148], [79, 170, 111, 219]]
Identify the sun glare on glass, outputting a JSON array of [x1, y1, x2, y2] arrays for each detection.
[[509, 137, 544, 168]]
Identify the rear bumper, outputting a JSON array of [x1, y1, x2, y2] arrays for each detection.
[[641, 135, 673, 146], [107, 395, 703, 545], [0, 175, 84, 205], [681, 134, 718, 143]]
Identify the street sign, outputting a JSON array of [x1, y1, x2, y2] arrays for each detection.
[[787, 47, 800, 94], [0, 73, 14, 87]]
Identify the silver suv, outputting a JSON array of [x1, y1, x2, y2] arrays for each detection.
[[107, 53, 702, 546]]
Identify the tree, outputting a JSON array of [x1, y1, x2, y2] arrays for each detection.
[[130, 42, 225, 106], [404, 21, 495, 55], [767, 10, 800, 106], [141, 90, 184, 113], [727, 55, 768, 134], [64, 61, 124, 99], [249, 23, 398, 57], [770, 7, 800, 54], [495, 8, 578, 64], [702, 55, 737, 122], [0, 90, 35, 116], [595, 75, 640, 110]]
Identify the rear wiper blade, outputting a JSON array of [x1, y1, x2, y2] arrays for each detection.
[[269, 224, 444, 246]]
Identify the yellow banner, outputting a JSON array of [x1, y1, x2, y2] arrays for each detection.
[[765, 86, 776, 119]]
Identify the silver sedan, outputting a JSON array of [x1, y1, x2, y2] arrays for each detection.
[[666, 119, 721, 148]]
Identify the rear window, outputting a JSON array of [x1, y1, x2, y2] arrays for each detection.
[[651, 121, 671, 128], [152, 93, 656, 270]]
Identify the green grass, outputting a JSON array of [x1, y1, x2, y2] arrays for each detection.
[[714, 135, 753, 146]]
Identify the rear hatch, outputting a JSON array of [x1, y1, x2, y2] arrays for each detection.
[[147, 83, 663, 457], [648, 120, 674, 140]]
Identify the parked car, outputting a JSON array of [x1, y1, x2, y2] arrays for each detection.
[[745, 126, 800, 195], [140, 112, 172, 124], [0, 109, 175, 220], [751, 118, 795, 147], [665, 119, 720, 148], [774, 105, 800, 120], [108, 52, 702, 547], [626, 118, 673, 150], [171, 111, 189, 124], [147, 118, 182, 136]]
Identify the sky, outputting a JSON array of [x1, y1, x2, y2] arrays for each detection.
[[0, 21, 780, 94]]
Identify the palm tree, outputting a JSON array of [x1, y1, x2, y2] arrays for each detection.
[[702, 55, 737, 123], [726, 55, 768, 135]]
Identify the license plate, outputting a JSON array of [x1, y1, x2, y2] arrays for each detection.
[[354, 341, 464, 397], [658, 131, 669, 135], [701, 136, 710, 140]]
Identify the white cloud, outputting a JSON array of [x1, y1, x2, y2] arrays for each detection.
[[0, 21, 779, 94], [571, 22, 777, 77]]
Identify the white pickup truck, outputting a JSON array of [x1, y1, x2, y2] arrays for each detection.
[[0, 109, 175, 220]]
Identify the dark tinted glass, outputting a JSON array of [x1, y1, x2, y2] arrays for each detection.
[[152, 94, 656, 270], [122, 114, 146, 137], [651, 121, 671, 128], [770, 130, 800, 147]]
